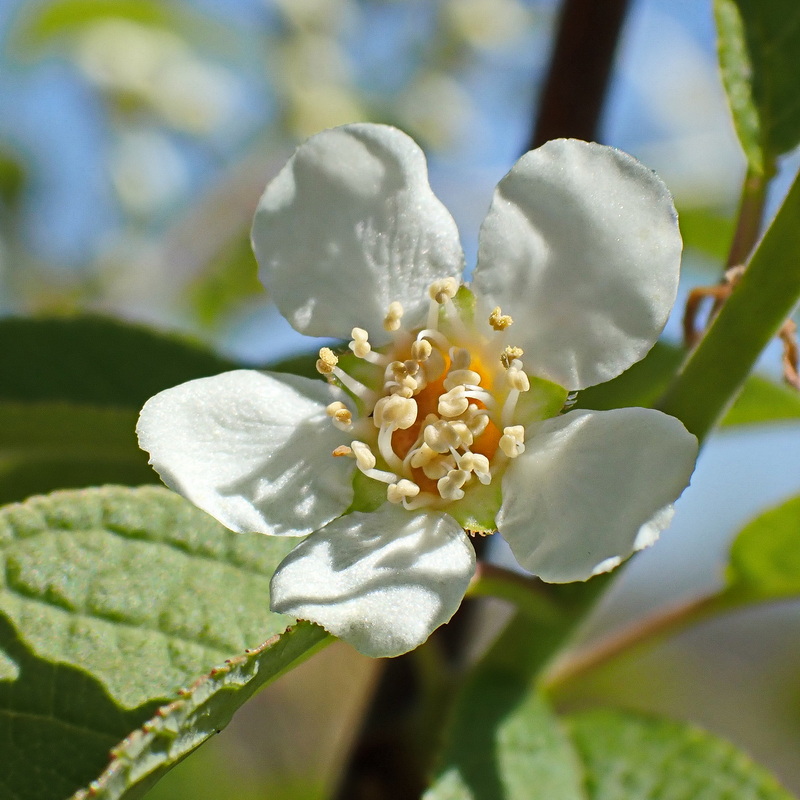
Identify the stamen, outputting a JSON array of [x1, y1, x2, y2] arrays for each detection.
[[450, 347, 471, 370], [387, 479, 420, 504], [373, 394, 417, 430], [464, 406, 490, 436], [383, 301, 404, 332], [438, 468, 470, 501], [501, 346, 524, 369], [428, 277, 459, 304], [501, 359, 530, 426], [411, 339, 432, 361], [438, 386, 470, 418], [499, 426, 525, 458], [443, 369, 481, 392], [348, 327, 388, 365], [350, 440, 377, 472], [316, 347, 338, 375], [489, 307, 514, 331], [378, 425, 405, 473], [423, 456, 455, 480], [459, 452, 492, 484], [331, 366, 375, 403]]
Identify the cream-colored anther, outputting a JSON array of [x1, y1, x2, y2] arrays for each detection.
[[387, 479, 421, 504], [423, 456, 455, 481], [501, 346, 524, 369], [374, 394, 418, 430], [332, 409, 353, 430], [423, 419, 472, 453], [428, 277, 459, 304], [409, 442, 439, 469], [465, 407, 490, 437], [449, 347, 471, 370], [326, 401, 347, 417], [499, 425, 526, 458], [438, 386, 470, 418], [489, 306, 514, 331], [349, 327, 371, 358], [506, 365, 530, 392], [443, 369, 481, 392], [459, 452, 491, 484], [411, 339, 432, 361], [384, 382, 415, 399], [403, 359, 420, 376], [332, 445, 352, 457], [383, 301, 404, 332], [437, 468, 470, 501], [316, 347, 338, 374], [350, 440, 377, 471]]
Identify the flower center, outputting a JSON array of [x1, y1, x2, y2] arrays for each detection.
[[318, 278, 533, 513]]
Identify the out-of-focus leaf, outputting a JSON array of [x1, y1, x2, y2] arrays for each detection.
[[659, 170, 800, 440], [0, 401, 154, 504], [566, 709, 794, 799], [189, 230, 264, 329], [715, 0, 800, 174], [0, 316, 237, 407], [71, 622, 330, 800], [0, 147, 27, 210], [724, 494, 800, 604], [678, 205, 736, 263], [16, 0, 179, 44], [721, 375, 800, 426], [0, 485, 297, 709]]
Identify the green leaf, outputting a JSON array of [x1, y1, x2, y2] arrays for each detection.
[[0, 401, 155, 504], [0, 485, 297, 709], [715, 0, 800, 173], [566, 709, 795, 799], [659, 169, 800, 440], [577, 343, 800, 428], [426, 580, 609, 800], [0, 316, 237, 408], [0, 613, 164, 800], [725, 493, 800, 603], [16, 0, 182, 45], [72, 622, 330, 800], [189, 230, 265, 329]]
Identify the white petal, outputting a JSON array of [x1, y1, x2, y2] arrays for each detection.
[[137, 370, 354, 536], [270, 505, 476, 657], [497, 408, 697, 582], [473, 139, 682, 390], [252, 123, 464, 341]]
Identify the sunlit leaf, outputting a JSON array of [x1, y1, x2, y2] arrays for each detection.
[[0, 486, 296, 709], [715, 0, 800, 173]]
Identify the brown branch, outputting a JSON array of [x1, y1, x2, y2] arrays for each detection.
[[530, 0, 632, 149]]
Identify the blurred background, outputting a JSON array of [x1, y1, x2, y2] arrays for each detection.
[[1, 0, 799, 797]]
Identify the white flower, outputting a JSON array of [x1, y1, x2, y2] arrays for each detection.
[[137, 124, 698, 658]]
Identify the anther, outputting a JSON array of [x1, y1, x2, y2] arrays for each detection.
[[350, 440, 377, 472], [438, 386, 470, 418], [428, 277, 459, 304], [501, 346, 524, 369], [489, 307, 514, 331], [387, 479, 421, 504], [316, 347, 338, 374], [437, 468, 470, 501], [374, 394, 418, 430], [450, 348, 471, 370], [499, 426, 525, 458], [384, 301, 404, 332], [411, 339, 432, 361], [349, 328, 371, 358], [443, 369, 481, 392], [459, 452, 492, 484], [332, 445, 352, 457], [506, 365, 530, 392]]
